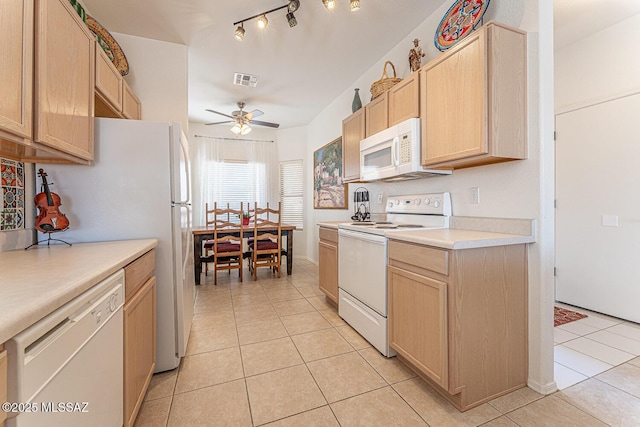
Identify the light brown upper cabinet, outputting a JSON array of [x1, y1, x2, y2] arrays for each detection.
[[95, 44, 123, 118], [95, 45, 142, 121], [122, 80, 142, 120], [420, 21, 527, 169], [364, 92, 388, 137], [0, 0, 33, 146], [342, 108, 365, 182], [388, 72, 419, 127], [0, 0, 96, 164], [33, 0, 95, 163]]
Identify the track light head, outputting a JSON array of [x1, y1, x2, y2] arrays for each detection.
[[257, 14, 268, 29], [322, 0, 336, 11], [287, 12, 297, 27], [350, 0, 360, 11], [234, 24, 245, 41], [288, 0, 300, 13]]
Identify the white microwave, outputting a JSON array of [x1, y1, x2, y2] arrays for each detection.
[[359, 118, 451, 181]]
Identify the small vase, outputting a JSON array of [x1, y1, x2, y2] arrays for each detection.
[[242, 217, 250, 226], [352, 88, 362, 113]]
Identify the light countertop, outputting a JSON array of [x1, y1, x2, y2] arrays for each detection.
[[317, 221, 349, 230], [0, 239, 158, 344], [387, 228, 535, 249]]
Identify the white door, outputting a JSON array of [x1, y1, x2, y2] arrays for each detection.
[[556, 92, 640, 322]]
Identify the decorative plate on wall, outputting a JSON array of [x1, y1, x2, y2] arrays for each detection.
[[434, 0, 490, 51], [86, 15, 130, 76]]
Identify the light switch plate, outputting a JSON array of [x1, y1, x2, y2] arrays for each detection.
[[602, 215, 619, 227]]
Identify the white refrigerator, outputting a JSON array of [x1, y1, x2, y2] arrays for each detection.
[[37, 117, 195, 372]]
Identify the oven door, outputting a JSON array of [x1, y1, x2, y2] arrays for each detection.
[[338, 229, 387, 316]]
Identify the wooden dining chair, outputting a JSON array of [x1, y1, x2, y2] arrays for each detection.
[[201, 202, 244, 285], [248, 202, 282, 281]]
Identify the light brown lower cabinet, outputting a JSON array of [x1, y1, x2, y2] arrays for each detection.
[[0, 344, 7, 426], [318, 227, 338, 304], [123, 250, 156, 427], [388, 239, 528, 411]]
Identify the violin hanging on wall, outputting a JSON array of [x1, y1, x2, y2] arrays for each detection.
[[35, 168, 70, 233]]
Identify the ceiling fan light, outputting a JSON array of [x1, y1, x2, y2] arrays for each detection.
[[286, 12, 297, 28], [230, 123, 242, 134], [257, 14, 268, 29], [350, 0, 360, 11], [322, 0, 336, 11], [234, 24, 245, 41], [288, 0, 300, 13], [240, 123, 252, 135]]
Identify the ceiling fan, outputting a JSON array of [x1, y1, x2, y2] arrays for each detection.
[[205, 102, 280, 135]]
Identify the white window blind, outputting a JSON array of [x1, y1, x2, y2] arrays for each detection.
[[209, 160, 267, 213], [280, 160, 304, 229]]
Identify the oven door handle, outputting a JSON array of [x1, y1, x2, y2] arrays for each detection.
[[338, 229, 388, 244]]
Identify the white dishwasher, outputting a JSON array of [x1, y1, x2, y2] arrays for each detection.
[[6, 270, 124, 427]]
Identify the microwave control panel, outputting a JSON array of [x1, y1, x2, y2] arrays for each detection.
[[399, 133, 412, 164]]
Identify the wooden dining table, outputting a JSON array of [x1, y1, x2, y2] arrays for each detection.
[[192, 224, 296, 285]]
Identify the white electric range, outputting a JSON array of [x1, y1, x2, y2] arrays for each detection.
[[337, 192, 451, 356]]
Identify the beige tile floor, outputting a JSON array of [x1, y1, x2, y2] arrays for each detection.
[[134, 260, 640, 426]]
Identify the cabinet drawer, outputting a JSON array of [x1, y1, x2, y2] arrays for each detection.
[[389, 240, 448, 276], [319, 227, 338, 244], [124, 249, 155, 300]]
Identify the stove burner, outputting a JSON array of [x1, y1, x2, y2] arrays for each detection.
[[350, 222, 374, 226], [396, 224, 425, 228]]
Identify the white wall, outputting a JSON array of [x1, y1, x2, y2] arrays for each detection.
[[112, 33, 189, 131], [555, 14, 640, 112], [304, 0, 556, 393]]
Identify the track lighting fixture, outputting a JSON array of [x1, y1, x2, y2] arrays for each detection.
[[233, 0, 362, 40], [322, 0, 336, 11]]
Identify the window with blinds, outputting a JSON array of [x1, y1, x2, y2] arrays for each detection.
[[209, 160, 267, 214], [279, 160, 304, 229]]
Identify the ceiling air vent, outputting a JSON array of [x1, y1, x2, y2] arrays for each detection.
[[233, 73, 258, 87]]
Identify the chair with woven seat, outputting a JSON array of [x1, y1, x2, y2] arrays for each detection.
[[248, 202, 282, 281], [201, 202, 244, 285]]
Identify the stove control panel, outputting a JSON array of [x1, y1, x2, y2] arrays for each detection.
[[386, 192, 451, 216]]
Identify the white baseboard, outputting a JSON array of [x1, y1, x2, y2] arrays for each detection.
[[527, 377, 557, 395]]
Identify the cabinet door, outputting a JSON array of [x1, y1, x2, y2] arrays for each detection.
[[34, 0, 95, 161], [0, 346, 6, 425], [122, 80, 141, 120], [421, 32, 486, 165], [95, 44, 123, 115], [124, 276, 156, 427], [318, 241, 338, 304], [0, 0, 33, 141], [365, 93, 388, 137], [388, 72, 419, 127], [389, 265, 448, 388], [342, 109, 365, 182]]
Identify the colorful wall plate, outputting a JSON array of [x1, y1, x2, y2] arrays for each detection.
[[86, 15, 130, 76], [434, 0, 490, 51]]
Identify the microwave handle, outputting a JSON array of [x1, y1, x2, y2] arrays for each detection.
[[393, 136, 400, 166]]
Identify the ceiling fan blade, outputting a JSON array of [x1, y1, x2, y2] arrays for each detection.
[[205, 120, 233, 125], [205, 109, 235, 120], [250, 119, 280, 128], [244, 109, 264, 120]]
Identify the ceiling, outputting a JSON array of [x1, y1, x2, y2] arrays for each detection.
[[80, 0, 640, 130]]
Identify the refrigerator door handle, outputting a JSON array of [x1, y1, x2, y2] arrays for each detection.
[[175, 132, 192, 205]]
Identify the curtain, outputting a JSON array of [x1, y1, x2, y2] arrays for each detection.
[[191, 136, 277, 226]]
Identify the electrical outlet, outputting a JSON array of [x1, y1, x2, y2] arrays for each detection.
[[377, 194, 383, 204], [469, 187, 480, 204]]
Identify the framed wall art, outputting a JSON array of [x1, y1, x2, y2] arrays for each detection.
[[313, 137, 348, 209]]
